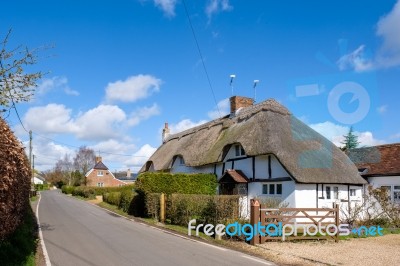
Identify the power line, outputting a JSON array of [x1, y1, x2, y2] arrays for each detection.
[[182, 0, 221, 117]]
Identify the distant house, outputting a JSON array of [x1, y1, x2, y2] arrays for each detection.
[[140, 96, 366, 215], [86, 157, 127, 187], [33, 174, 45, 185], [348, 143, 400, 203], [113, 168, 137, 184]]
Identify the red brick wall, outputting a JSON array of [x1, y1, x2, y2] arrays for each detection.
[[86, 169, 127, 187]]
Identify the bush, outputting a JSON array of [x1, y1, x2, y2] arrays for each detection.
[[61, 185, 75, 195], [103, 190, 137, 214], [35, 183, 49, 191], [146, 193, 161, 219]]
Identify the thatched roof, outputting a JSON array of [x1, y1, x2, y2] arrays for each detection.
[[141, 98, 366, 185], [348, 143, 400, 177]]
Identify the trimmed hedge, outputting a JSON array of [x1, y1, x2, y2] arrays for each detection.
[[61, 185, 135, 198], [103, 190, 137, 213], [135, 172, 217, 195], [167, 194, 241, 226]]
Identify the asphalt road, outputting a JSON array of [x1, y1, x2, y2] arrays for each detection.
[[38, 190, 273, 266]]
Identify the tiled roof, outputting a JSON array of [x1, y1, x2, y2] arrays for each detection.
[[93, 161, 108, 170], [220, 169, 249, 183], [348, 143, 400, 176]]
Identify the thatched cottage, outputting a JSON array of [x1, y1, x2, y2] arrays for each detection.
[[140, 96, 367, 214]]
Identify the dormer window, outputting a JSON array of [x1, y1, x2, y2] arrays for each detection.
[[235, 144, 245, 157], [178, 156, 185, 165]]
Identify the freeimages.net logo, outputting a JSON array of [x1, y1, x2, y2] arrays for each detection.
[[188, 219, 383, 241]]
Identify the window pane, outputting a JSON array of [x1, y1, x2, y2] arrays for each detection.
[[334, 187, 338, 199], [269, 184, 275, 195], [235, 145, 240, 156], [350, 189, 356, 196], [394, 186, 400, 190], [262, 184, 268, 194], [326, 186, 331, 199], [241, 147, 245, 156], [277, 184, 282, 195]]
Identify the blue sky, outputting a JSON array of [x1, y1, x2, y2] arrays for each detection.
[[1, 0, 400, 172]]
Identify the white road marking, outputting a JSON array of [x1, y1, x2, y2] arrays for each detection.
[[36, 192, 52, 266], [241, 255, 274, 265]]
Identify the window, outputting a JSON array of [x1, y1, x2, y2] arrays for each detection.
[[179, 156, 185, 165], [350, 189, 356, 196], [326, 186, 331, 200], [333, 187, 339, 200], [97, 170, 104, 176], [277, 184, 282, 195], [234, 145, 245, 157], [394, 186, 400, 202], [269, 184, 275, 195], [97, 182, 104, 187], [262, 184, 282, 195]]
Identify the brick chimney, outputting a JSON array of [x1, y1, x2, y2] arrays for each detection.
[[95, 156, 102, 163], [230, 96, 254, 114], [162, 122, 170, 143]]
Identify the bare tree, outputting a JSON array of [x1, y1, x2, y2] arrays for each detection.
[[73, 146, 95, 185], [0, 29, 44, 111], [55, 154, 74, 185]]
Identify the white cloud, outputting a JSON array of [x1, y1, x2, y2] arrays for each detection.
[[154, 0, 177, 17], [35, 76, 79, 97], [309, 121, 385, 147], [125, 144, 157, 169], [128, 103, 161, 126], [376, 0, 400, 68], [23, 104, 132, 141], [169, 119, 208, 134], [377, 105, 388, 114], [207, 98, 230, 119], [23, 104, 76, 134], [105, 74, 162, 103], [74, 105, 127, 140], [337, 45, 373, 72], [206, 0, 233, 20], [337, 1, 400, 71], [29, 137, 74, 171], [65, 87, 80, 96]]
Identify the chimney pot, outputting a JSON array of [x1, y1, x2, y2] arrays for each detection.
[[162, 122, 170, 143]]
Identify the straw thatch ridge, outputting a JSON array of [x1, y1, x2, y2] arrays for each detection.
[[141, 99, 366, 185]]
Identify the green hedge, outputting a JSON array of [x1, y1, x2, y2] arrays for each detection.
[[167, 194, 241, 226], [103, 190, 137, 213], [34, 184, 49, 191], [61, 185, 135, 198], [135, 172, 217, 195]]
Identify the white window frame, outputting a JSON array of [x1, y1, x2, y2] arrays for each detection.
[[262, 183, 282, 196], [234, 144, 245, 157], [97, 182, 104, 187], [97, 170, 104, 177], [381, 185, 400, 203], [349, 189, 356, 197]]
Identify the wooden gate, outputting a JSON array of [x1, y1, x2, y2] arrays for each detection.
[[250, 200, 339, 245]]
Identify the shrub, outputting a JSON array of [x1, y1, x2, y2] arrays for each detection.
[[146, 193, 161, 219], [61, 185, 75, 195]]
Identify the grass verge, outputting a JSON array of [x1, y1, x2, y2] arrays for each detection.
[[0, 207, 38, 266]]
